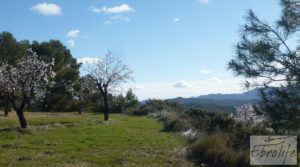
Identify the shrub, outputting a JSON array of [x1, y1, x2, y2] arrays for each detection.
[[125, 108, 149, 116], [188, 133, 249, 167], [230, 123, 271, 151], [127, 99, 184, 116], [161, 110, 191, 132], [186, 109, 236, 133], [138, 99, 169, 115]]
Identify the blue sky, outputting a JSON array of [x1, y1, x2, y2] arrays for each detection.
[[0, 0, 282, 100]]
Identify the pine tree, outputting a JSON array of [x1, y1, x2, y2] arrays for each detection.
[[228, 0, 300, 133], [31, 40, 80, 112], [124, 89, 139, 111]]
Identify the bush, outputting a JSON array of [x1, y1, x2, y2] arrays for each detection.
[[137, 99, 169, 115], [187, 109, 235, 133], [125, 108, 149, 116], [110, 104, 123, 113], [161, 110, 191, 132], [131, 99, 282, 167], [188, 133, 249, 167], [127, 99, 184, 116]]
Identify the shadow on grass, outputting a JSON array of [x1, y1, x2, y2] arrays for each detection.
[[0, 122, 79, 134], [0, 127, 30, 134]]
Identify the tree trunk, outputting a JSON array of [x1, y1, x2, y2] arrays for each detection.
[[4, 110, 8, 116], [79, 104, 83, 115], [4, 95, 11, 116], [10, 96, 28, 128], [16, 109, 28, 129], [41, 95, 49, 112], [103, 95, 109, 121]]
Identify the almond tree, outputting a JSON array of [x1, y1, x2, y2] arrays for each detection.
[[87, 51, 133, 121], [234, 104, 266, 128], [0, 48, 55, 128], [0, 32, 27, 116], [66, 75, 96, 114]]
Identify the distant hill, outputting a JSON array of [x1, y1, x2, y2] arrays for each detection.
[[166, 88, 261, 113], [196, 88, 260, 100]]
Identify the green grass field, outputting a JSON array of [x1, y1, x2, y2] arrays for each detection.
[[0, 112, 193, 167]]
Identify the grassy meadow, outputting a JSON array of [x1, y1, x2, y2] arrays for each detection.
[[0, 112, 193, 167]]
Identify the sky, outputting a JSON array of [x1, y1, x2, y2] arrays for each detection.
[[0, 0, 282, 100]]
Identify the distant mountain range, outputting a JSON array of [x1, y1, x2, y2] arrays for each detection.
[[166, 88, 262, 113]]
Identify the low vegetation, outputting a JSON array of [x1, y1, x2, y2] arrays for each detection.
[[0, 112, 192, 167], [131, 99, 300, 167], [188, 133, 249, 167]]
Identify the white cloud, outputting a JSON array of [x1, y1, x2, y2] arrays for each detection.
[[66, 29, 80, 38], [66, 29, 80, 48], [173, 80, 192, 88], [104, 15, 131, 25], [199, 69, 211, 75], [210, 77, 222, 83], [67, 40, 75, 47], [77, 57, 101, 64], [31, 2, 62, 16], [173, 18, 180, 23], [90, 4, 134, 14], [198, 0, 209, 4]]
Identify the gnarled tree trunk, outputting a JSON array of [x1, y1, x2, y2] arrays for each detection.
[[10, 97, 28, 129], [16, 109, 28, 128]]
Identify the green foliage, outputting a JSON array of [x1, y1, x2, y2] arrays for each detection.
[[186, 109, 235, 133], [228, 0, 300, 133], [30, 40, 80, 112], [135, 99, 165, 116], [259, 86, 300, 133], [156, 107, 235, 133], [0, 32, 81, 113], [86, 93, 104, 113], [124, 89, 139, 111], [111, 89, 139, 114], [109, 94, 125, 113], [0, 32, 27, 63], [229, 122, 272, 151], [131, 99, 184, 116]]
